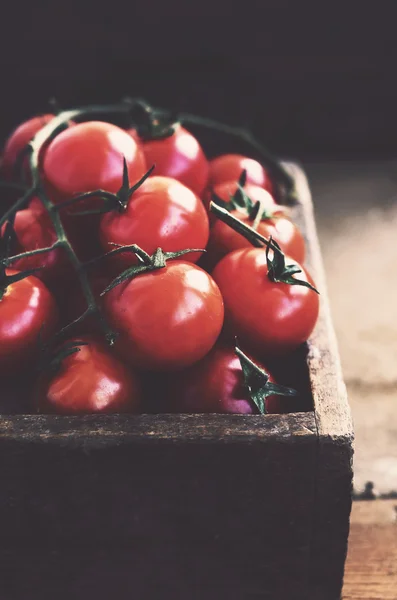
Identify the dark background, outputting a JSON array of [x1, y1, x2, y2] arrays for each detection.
[[2, 1, 397, 159]]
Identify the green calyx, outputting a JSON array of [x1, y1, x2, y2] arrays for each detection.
[[211, 169, 286, 227], [235, 343, 298, 414], [100, 245, 206, 295], [56, 160, 155, 216], [266, 238, 319, 293], [0, 217, 43, 300]]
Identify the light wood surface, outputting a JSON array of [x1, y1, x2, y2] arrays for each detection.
[[343, 500, 397, 599]]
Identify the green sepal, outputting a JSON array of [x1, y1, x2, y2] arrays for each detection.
[[265, 238, 319, 293], [235, 343, 298, 414], [101, 246, 206, 295]]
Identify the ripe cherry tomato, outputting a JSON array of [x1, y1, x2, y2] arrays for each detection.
[[164, 344, 292, 414], [129, 125, 209, 195], [0, 269, 58, 374], [2, 114, 54, 180], [212, 247, 319, 357], [35, 337, 142, 414], [103, 260, 224, 370], [43, 121, 147, 207], [208, 154, 274, 194], [3, 204, 70, 290], [99, 176, 209, 268], [206, 211, 305, 270]]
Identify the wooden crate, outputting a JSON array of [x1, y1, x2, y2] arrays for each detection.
[[0, 164, 353, 600]]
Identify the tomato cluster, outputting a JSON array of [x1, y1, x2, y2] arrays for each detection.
[[0, 108, 319, 416]]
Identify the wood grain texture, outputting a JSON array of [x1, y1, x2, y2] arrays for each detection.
[[343, 500, 397, 600], [287, 164, 354, 599]]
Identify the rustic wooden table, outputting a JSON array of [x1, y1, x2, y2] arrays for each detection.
[[343, 500, 397, 599]]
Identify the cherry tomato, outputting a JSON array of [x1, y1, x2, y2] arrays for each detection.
[[129, 125, 209, 195], [212, 247, 319, 357], [3, 204, 70, 290], [164, 344, 290, 414], [103, 261, 224, 370], [35, 337, 142, 414], [208, 154, 274, 194], [206, 211, 305, 270], [43, 121, 147, 207], [99, 176, 209, 269], [2, 114, 54, 180], [0, 269, 58, 374]]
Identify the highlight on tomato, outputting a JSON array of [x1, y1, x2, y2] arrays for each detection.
[[0, 268, 58, 374]]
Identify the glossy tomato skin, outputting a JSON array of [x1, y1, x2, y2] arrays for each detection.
[[206, 211, 305, 270], [208, 154, 274, 194], [103, 261, 224, 371], [0, 270, 58, 374], [43, 121, 147, 207], [3, 205, 70, 290], [129, 125, 209, 195], [212, 248, 319, 357], [100, 176, 209, 269], [164, 344, 287, 414], [35, 337, 142, 414], [2, 114, 54, 180]]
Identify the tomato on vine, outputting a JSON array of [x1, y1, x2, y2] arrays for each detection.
[[35, 337, 142, 414], [43, 121, 147, 208], [206, 182, 305, 269], [99, 175, 209, 269], [102, 246, 224, 370], [164, 343, 298, 414], [208, 154, 274, 194], [1, 114, 55, 181], [212, 239, 319, 358], [128, 110, 209, 195], [0, 261, 58, 375]]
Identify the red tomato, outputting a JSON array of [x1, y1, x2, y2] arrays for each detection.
[[99, 176, 209, 269], [3, 205, 70, 290], [43, 121, 147, 207], [129, 125, 209, 195], [0, 269, 58, 374], [208, 154, 274, 194], [203, 180, 276, 222], [103, 261, 224, 370], [35, 337, 142, 414], [164, 344, 291, 414], [212, 247, 319, 357], [206, 211, 305, 270], [2, 114, 54, 180]]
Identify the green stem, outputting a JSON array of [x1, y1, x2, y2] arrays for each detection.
[[3, 242, 61, 265], [210, 201, 279, 251]]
